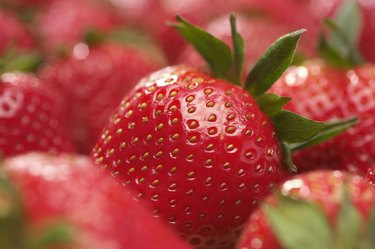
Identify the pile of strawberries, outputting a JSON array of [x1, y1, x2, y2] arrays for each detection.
[[1, 0, 375, 249]]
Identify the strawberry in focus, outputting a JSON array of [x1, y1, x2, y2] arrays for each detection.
[[40, 41, 164, 153], [237, 170, 375, 249], [91, 16, 349, 248], [2, 152, 194, 249], [0, 72, 74, 157]]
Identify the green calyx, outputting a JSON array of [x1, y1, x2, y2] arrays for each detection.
[[318, 0, 364, 69], [263, 185, 375, 249], [171, 15, 356, 172], [0, 172, 75, 249], [0, 46, 44, 74]]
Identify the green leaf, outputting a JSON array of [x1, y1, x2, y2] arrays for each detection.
[[264, 194, 334, 249], [319, 19, 363, 68], [362, 206, 375, 249], [170, 16, 232, 78], [256, 93, 291, 117], [333, 0, 363, 49], [281, 142, 297, 173], [246, 29, 305, 98], [318, 31, 352, 69], [290, 117, 358, 151], [335, 186, 361, 249], [272, 111, 325, 144], [230, 14, 244, 86]]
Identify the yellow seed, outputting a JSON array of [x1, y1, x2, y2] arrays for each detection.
[[116, 128, 123, 135], [129, 155, 137, 161], [227, 113, 235, 121], [132, 137, 139, 144], [186, 154, 194, 160], [142, 117, 149, 123], [157, 137, 164, 144], [125, 110, 133, 117], [204, 88, 213, 95], [119, 142, 126, 149], [128, 167, 135, 174], [206, 100, 215, 107], [171, 118, 179, 125], [189, 136, 197, 143], [205, 143, 214, 151], [186, 95, 195, 103], [169, 105, 178, 111], [226, 144, 234, 151], [172, 148, 180, 156], [225, 102, 233, 108], [208, 114, 216, 122], [155, 151, 163, 158], [107, 148, 115, 156], [129, 122, 135, 129], [157, 123, 164, 130], [146, 134, 153, 142], [169, 90, 178, 97], [139, 102, 147, 109], [205, 159, 212, 166], [187, 107, 196, 113], [113, 117, 121, 124], [171, 133, 179, 140], [155, 110, 162, 116], [141, 166, 148, 171], [143, 152, 150, 159], [156, 93, 164, 101], [151, 179, 160, 186], [226, 126, 235, 133]]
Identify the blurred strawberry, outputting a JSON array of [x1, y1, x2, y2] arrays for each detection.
[[0, 72, 74, 157], [271, 61, 375, 174], [2, 152, 193, 249], [0, 9, 34, 55], [249, 0, 375, 63], [40, 39, 164, 153], [237, 170, 375, 249], [36, 0, 118, 52]]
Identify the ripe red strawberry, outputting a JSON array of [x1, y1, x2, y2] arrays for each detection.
[[179, 14, 315, 72], [36, 0, 118, 51], [92, 16, 346, 248], [0, 9, 34, 55], [271, 62, 375, 174], [237, 170, 375, 249], [2, 152, 193, 249], [40, 42, 163, 153], [0, 72, 74, 157]]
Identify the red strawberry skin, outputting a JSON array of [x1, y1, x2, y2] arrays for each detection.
[[3, 152, 193, 249], [0, 72, 74, 157], [36, 0, 118, 51], [271, 61, 375, 174], [237, 170, 375, 249], [92, 65, 289, 248], [179, 14, 315, 73], [0, 10, 34, 55], [40, 43, 162, 153]]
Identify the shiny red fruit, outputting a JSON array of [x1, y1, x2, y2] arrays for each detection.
[[237, 170, 375, 249], [40, 43, 163, 153], [92, 65, 289, 248], [3, 152, 193, 249], [271, 61, 375, 174], [0, 72, 74, 157]]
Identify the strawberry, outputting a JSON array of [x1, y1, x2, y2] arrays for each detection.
[[2, 152, 193, 249], [0, 72, 74, 157], [36, 0, 118, 52], [92, 16, 349, 248], [249, 0, 375, 63], [0, 9, 34, 55], [271, 62, 375, 174], [40, 40, 164, 154], [270, 2, 374, 175], [237, 170, 375, 249], [179, 14, 315, 73]]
